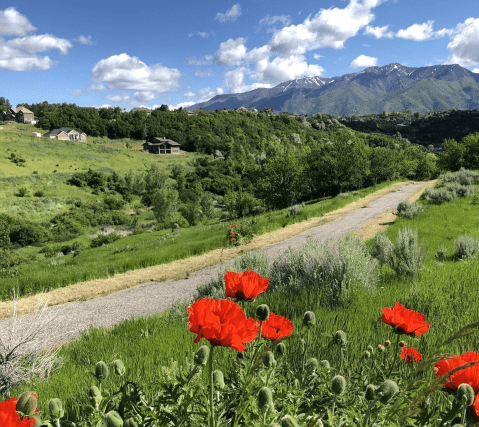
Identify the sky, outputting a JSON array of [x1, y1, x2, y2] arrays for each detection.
[[1, 0, 479, 112]]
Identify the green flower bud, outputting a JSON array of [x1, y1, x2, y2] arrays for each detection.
[[334, 330, 347, 346], [399, 341, 407, 348], [89, 385, 102, 406], [194, 345, 210, 366], [113, 360, 125, 376], [378, 344, 385, 352], [281, 414, 300, 427], [256, 304, 270, 321], [367, 345, 374, 354], [365, 384, 376, 401], [376, 380, 399, 403], [30, 414, 42, 427], [95, 361, 109, 380], [302, 311, 316, 327], [263, 351, 276, 368], [48, 398, 64, 420], [456, 383, 475, 407], [332, 375, 346, 395], [363, 350, 371, 359], [275, 342, 286, 357], [305, 357, 319, 373], [213, 370, 225, 389], [385, 340, 392, 347], [320, 359, 330, 369], [16, 391, 37, 417], [124, 415, 139, 427], [105, 410, 123, 427], [258, 386, 274, 410]]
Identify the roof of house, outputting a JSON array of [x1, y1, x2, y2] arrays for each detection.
[[44, 127, 86, 136], [143, 136, 180, 146], [14, 107, 34, 114]]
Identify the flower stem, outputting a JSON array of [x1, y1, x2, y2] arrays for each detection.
[[363, 399, 377, 427], [386, 334, 401, 379], [209, 343, 215, 427]]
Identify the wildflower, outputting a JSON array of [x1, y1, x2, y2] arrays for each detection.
[[400, 341, 407, 348], [187, 298, 259, 352], [0, 395, 39, 427], [381, 302, 431, 337], [224, 270, 269, 301], [302, 311, 316, 327], [385, 340, 392, 347], [378, 344, 385, 352], [231, 224, 236, 228], [434, 351, 479, 393], [261, 312, 294, 341], [400, 346, 423, 364]]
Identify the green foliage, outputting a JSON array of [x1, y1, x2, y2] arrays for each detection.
[[395, 200, 425, 219], [455, 235, 479, 259], [388, 228, 425, 278], [223, 191, 262, 219], [286, 202, 305, 218], [15, 187, 29, 197], [90, 232, 122, 248]]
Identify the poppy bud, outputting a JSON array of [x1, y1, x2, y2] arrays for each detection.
[[256, 304, 270, 321], [363, 350, 371, 359], [16, 391, 38, 417], [113, 360, 125, 376], [281, 414, 300, 427], [367, 345, 374, 354], [305, 357, 319, 374], [95, 361, 109, 380], [194, 345, 210, 366], [263, 351, 276, 368], [31, 414, 42, 427], [365, 384, 376, 401], [385, 340, 392, 347], [105, 410, 123, 427], [275, 342, 286, 356], [456, 383, 475, 407], [400, 341, 407, 348], [320, 360, 330, 369], [48, 398, 64, 420], [332, 375, 346, 395], [213, 370, 225, 389], [89, 385, 102, 406], [376, 380, 398, 403], [334, 330, 347, 346], [258, 386, 274, 410], [378, 344, 385, 352], [302, 311, 316, 327], [124, 415, 139, 427]]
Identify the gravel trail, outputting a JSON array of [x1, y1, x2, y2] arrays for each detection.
[[0, 182, 426, 360]]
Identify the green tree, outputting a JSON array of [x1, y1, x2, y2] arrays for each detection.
[[438, 138, 465, 171], [151, 185, 179, 226]]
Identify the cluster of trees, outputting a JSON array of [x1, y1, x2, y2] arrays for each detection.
[[437, 132, 479, 171]]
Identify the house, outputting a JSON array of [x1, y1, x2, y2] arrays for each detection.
[[2, 107, 36, 123], [43, 127, 87, 142], [142, 136, 180, 155], [131, 107, 152, 115], [31, 132, 41, 137]]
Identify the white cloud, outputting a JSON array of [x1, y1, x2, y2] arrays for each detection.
[[75, 35, 94, 45], [183, 92, 196, 98], [0, 7, 36, 36], [91, 53, 181, 104], [195, 69, 214, 77], [169, 101, 198, 111], [214, 37, 247, 67], [364, 25, 394, 39], [313, 53, 323, 60], [396, 20, 435, 41], [350, 54, 377, 68], [216, 4, 241, 23], [0, 8, 72, 71], [72, 89, 82, 96], [188, 55, 213, 66], [444, 18, 479, 67], [198, 31, 215, 38], [88, 83, 107, 91], [256, 15, 292, 33], [472, 68, 479, 73]]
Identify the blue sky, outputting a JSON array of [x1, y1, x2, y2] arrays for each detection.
[[1, 0, 479, 112]]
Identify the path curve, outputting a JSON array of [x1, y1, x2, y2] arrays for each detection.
[[0, 181, 433, 360]]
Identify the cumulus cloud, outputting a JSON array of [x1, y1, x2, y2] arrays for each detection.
[[195, 69, 214, 77], [198, 31, 215, 38], [216, 4, 241, 23], [396, 20, 435, 41], [72, 89, 82, 96], [313, 53, 323, 60], [75, 35, 94, 45], [364, 25, 394, 39], [90, 53, 181, 104], [472, 68, 479, 74], [350, 54, 378, 69], [183, 92, 196, 98], [444, 18, 479, 67], [214, 37, 247, 67], [0, 7, 72, 71], [256, 15, 292, 33], [188, 55, 214, 66]]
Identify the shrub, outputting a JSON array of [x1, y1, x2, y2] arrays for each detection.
[[90, 232, 122, 248], [422, 187, 456, 204], [34, 190, 44, 197], [373, 232, 395, 267], [286, 202, 305, 218], [456, 185, 476, 198], [110, 210, 132, 226], [389, 228, 425, 278], [455, 235, 479, 259], [233, 219, 258, 245], [270, 237, 377, 307], [435, 245, 448, 260], [440, 172, 458, 185], [395, 200, 424, 219], [15, 187, 28, 197], [103, 195, 125, 211]]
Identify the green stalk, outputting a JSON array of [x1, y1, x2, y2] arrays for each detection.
[[209, 343, 215, 427], [363, 399, 378, 427], [301, 328, 311, 376], [386, 334, 401, 379]]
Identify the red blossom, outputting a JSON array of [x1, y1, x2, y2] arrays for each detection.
[[0, 396, 39, 427], [400, 346, 423, 364], [224, 270, 269, 301], [434, 351, 479, 393], [187, 298, 259, 352], [381, 302, 431, 337], [261, 312, 294, 341]]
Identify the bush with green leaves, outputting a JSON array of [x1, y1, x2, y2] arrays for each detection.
[[102, 195, 125, 211], [90, 232, 122, 248], [388, 228, 425, 278], [422, 187, 456, 204], [373, 232, 395, 268], [286, 202, 305, 218], [15, 187, 29, 197], [395, 200, 424, 219], [455, 235, 479, 259]]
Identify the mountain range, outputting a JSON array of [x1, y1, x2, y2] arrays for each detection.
[[186, 63, 479, 117]]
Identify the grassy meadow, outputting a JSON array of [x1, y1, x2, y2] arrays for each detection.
[[1, 172, 479, 426]]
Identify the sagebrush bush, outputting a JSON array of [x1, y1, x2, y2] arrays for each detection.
[[373, 232, 395, 267], [422, 187, 456, 204], [389, 228, 425, 278], [286, 202, 305, 218], [90, 232, 122, 248], [269, 237, 377, 306], [455, 235, 479, 259], [456, 185, 476, 198], [440, 172, 458, 184], [395, 200, 425, 219], [435, 245, 448, 260]]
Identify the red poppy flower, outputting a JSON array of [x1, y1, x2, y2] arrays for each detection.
[[187, 298, 259, 352], [231, 224, 236, 228], [231, 238, 236, 241], [434, 351, 479, 393], [261, 312, 294, 341], [224, 270, 269, 301], [381, 302, 431, 337], [470, 393, 479, 419], [400, 346, 423, 364], [0, 397, 39, 427]]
